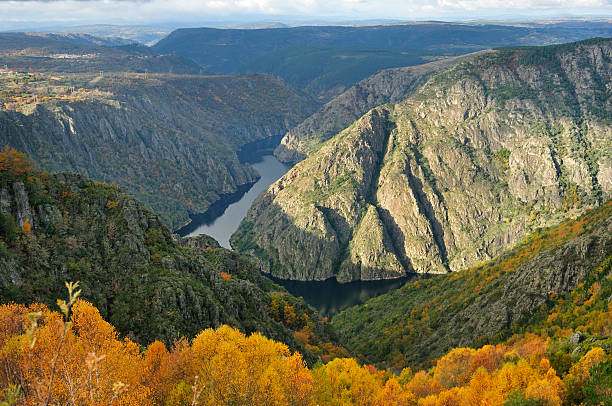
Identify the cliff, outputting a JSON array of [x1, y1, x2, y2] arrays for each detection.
[[332, 200, 612, 367], [232, 38, 612, 282], [0, 73, 318, 229]]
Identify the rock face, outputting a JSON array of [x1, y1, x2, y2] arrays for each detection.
[[0, 74, 317, 228], [0, 163, 334, 361], [232, 38, 612, 282], [332, 200, 612, 367], [274, 52, 489, 163]]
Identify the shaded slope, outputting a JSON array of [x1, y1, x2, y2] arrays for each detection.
[[0, 73, 318, 228], [0, 153, 340, 363], [332, 200, 612, 368], [233, 38, 612, 282]]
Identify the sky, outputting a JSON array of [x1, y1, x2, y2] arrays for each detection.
[[0, 0, 611, 30]]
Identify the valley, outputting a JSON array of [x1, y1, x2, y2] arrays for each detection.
[[0, 68, 318, 229], [177, 154, 290, 248], [0, 16, 610, 405]]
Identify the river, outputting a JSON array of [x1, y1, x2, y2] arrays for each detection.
[[177, 154, 290, 248], [177, 147, 413, 318], [269, 275, 417, 318]]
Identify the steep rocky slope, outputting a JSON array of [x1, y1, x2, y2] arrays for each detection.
[[332, 200, 612, 368], [274, 52, 488, 163], [0, 73, 317, 228], [0, 152, 340, 363], [232, 38, 612, 282]]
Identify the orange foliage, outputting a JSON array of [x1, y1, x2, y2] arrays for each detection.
[[0, 147, 34, 176], [0, 301, 314, 406], [0, 297, 608, 406], [0, 301, 149, 405], [220, 271, 232, 281], [21, 219, 31, 234]]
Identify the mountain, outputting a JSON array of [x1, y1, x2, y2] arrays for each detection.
[[332, 199, 612, 368], [0, 151, 341, 363], [0, 72, 318, 229], [274, 51, 489, 163], [42, 24, 176, 46], [0, 32, 202, 74], [153, 21, 612, 100], [0, 32, 135, 49], [231, 38, 612, 282]]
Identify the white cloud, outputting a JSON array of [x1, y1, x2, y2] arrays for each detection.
[[0, 0, 610, 28]]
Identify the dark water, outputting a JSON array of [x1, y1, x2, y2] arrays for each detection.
[[271, 275, 419, 319], [179, 141, 412, 314], [179, 154, 290, 248]]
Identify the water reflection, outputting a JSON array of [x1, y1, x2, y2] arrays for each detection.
[[178, 155, 290, 248], [270, 275, 419, 319]]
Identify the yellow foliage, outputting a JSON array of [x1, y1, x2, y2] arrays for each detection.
[[313, 358, 382, 406], [567, 347, 606, 383], [21, 219, 31, 234], [374, 378, 417, 406], [0, 299, 602, 406]]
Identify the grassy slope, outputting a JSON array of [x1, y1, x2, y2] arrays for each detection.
[[332, 200, 612, 369]]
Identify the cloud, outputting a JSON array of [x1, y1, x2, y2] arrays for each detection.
[[0, 0, 609, 28]]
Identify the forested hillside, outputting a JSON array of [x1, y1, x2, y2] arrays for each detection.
[[233, 38, 611, 282], [154, 22, 612, 100], [0, 150, 342, 363], [333, 200, 612, 368], [2, 213, 611, 406]]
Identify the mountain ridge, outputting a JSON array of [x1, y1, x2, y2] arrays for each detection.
[[232, 38, 612, 282], [0, 72, 318, 228]]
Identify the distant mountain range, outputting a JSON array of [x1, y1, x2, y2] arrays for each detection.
[[153, 21, 612, 100]]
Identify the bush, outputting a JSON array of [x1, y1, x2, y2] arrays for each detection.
[[584, 361, 612, 406]]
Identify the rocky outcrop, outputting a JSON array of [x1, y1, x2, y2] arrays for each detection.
[[332, 200, 612, 367], [0, 73, 318, 228], [0, 164, 336, 363], [275, 52, 488, 163], [233, 38, 612, 282]]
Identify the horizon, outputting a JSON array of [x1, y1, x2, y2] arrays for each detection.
[[1, 0, 611, 34]]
